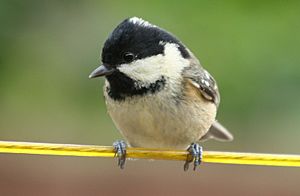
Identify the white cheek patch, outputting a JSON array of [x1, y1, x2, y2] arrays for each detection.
[[118, 54, 164, 85], [118, 43, 190, 86]]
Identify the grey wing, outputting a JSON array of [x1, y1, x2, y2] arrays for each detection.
[[183, 57, 233, 141], [183, 61, 220, 106]]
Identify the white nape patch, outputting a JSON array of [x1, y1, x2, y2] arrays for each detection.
[[118, 43, 190, 88], [129, 17, 156, 27]]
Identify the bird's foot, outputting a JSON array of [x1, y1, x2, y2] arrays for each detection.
[[113, 140, 127, 169], [184, 143, 203, 171]]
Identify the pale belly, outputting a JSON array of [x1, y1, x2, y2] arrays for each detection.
[[105, 91, 216, 150]]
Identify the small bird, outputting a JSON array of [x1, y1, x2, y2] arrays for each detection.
[[89, 17, 233, 170]]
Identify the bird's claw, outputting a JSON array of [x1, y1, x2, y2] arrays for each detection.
[[113, 140, 127, 169], [184, 143, 203, 171]]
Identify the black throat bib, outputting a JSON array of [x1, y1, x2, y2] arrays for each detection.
[[105, 71, 166, 101]]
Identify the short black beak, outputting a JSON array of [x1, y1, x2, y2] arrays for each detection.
[[89, 65, 115, 78]]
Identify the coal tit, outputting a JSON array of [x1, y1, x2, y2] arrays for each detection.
[[89, 17, 233, 170]]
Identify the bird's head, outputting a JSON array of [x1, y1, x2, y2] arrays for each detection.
[[89, 17, 192, 99]]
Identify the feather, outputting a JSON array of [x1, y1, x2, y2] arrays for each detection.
[[199, 121, 234, 142]]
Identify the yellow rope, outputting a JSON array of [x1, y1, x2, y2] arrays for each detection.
[[0, 141, 299, 167]]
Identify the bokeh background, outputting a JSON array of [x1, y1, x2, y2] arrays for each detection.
[[1, 0, 300, 195]]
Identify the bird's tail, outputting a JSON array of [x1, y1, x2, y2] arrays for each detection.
[[200, 121, 234, 142]]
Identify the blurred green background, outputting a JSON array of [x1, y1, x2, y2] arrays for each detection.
[[0, 0, 300, 195]]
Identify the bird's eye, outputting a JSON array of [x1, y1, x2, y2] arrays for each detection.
[[122, 52, 135, 63]]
